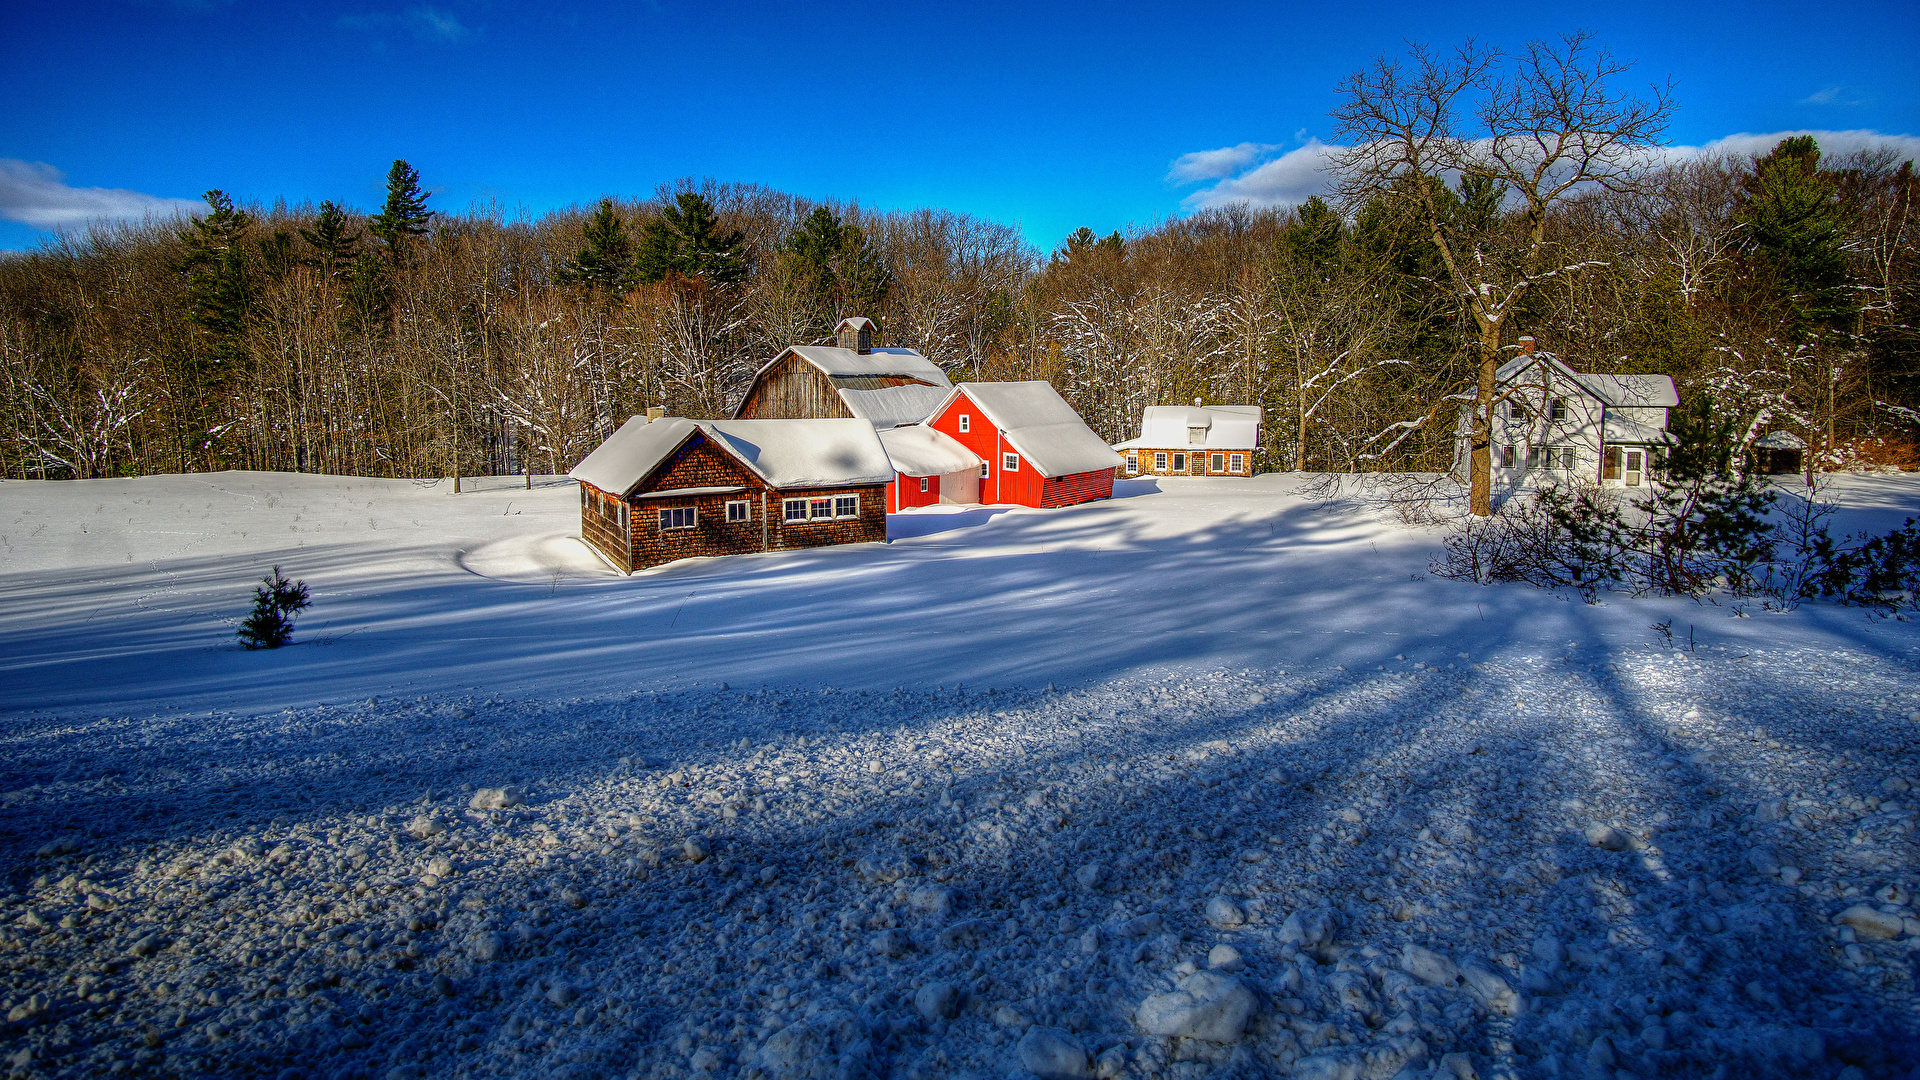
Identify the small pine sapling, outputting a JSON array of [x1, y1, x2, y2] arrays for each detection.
[[237, 567, 311, 649]]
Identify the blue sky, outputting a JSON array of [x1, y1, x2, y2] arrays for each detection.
[[2, 0, 1917, 253]]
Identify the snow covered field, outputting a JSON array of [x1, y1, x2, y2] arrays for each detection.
[[2, 470, 1919, 1080]]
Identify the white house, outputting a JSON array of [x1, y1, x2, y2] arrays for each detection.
[[1113, 403, 1263, 477], [1460, 339, 1678, 489]]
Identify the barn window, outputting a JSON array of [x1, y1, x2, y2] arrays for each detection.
[[919, 477, 930, 493], [979, 462, 990, 479], [1154, 452, 1168, 471], [1171, 452, 1186, 472], [783, 498, 808, 522], [1002, 453, 1019, 472], [809, 497, 834, 519], [1210, 453, 1225, 472], [1229, 453, 1244, 472], [834, 495, 859, 518], [725, 500, 750, 523], [958, 414, 970, 433], [1125, 453, 1138, 473], [658, 506, 697, 530]]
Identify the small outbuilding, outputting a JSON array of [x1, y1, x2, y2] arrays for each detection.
[[1114, 404, 1262, 477], [569, 415, 891, 573], [1754, 430, 1806, 475], [924, 381, 1121, 507], [876, 424, 982, 511]]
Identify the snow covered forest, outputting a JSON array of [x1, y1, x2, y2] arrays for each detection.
[[2, 114, 1915, 483]]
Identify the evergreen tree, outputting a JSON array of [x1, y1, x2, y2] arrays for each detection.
[[236, 566, 311, 650], [557, 198, 637, 296], [177, 190, 256, 354], [344, 251, 392, 333], [1624, 270, 1708, 375], [300, 200, 363, 278], [1738, 137, 1854, 337], [370, 159, 434, 262], [1284, 196, 1345, 272], [633, 192, 747, 287], [780, 206, 891, 330]]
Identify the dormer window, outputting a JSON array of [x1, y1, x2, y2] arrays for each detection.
[[1188, 426, 1207, 445]]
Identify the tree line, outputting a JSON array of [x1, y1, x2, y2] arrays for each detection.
[[2, 41, 1914, 484]]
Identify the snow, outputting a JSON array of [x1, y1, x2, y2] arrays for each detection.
[[1115, 406, 1263, 452], [776, 346, 952, 388], [877, 426, 981, 479], [948, 382, 1123, 478], [3, 470, 1920, 1080], [839, 384, 951, 431], [1496, 354, 1679, 409], [572, 418, 894, 497]]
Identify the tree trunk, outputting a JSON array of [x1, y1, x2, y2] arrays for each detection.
[[1469, 325, 1501, 516]]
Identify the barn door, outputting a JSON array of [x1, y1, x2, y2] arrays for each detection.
[[1625, 450, 1643, 487]]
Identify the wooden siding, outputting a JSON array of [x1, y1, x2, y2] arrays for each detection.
[[929, 392, 1113, 508], [578, 426, 887, 573], [733, 354, 855, 420], [1120, 447, 1253, 478], [1039, 468, 1116, 507], [889, 472, 941, 512]]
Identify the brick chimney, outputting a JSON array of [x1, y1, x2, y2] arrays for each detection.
[[835, 316, 874, 355], [1518, 336, 1538, 355]]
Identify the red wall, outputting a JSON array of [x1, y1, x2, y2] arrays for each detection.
[[888, 472, 941, 512], [929, 391, 1110, 508]]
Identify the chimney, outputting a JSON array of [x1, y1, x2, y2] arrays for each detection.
[[1518, 336, 1537, 355], [1194, 397, 1203, 406], [645, 406, 665, 424], [836, 316, 874, 355]]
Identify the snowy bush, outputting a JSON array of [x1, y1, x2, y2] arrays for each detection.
[[236, 566, 311, 649]]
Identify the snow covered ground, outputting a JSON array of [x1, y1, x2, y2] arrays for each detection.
[[2, 470, 1919, 1080]]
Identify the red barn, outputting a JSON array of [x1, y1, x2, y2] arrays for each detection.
[[877, 424, 982, 512], [925, 382, 1121, 507]]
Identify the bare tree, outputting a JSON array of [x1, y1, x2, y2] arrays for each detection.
[[1331, 32, 1673, 513]]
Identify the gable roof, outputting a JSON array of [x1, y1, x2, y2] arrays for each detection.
[[840, 382, 951, 429], [1496, 354, 1678, 409], [877, 424, 981, 478], [762, 344, 953, 387], [569, 416, 892, 497], [941, 381, 1123, 478], [1116, 405, 1263, 450]]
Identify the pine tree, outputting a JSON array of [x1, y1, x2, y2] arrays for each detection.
[[1624, 270, 1708, 375], [557, 198, 637, 296], [370, 160, 434, 262], [633, 192, 747, 287], [300, 200, 363, 278], [780, 206, 891, 332], [236, 567, 311, 649], [1739, 137, 1855, 337], [177, 190, 255, 353]]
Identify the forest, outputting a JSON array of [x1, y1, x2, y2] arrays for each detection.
[[2, 43, 1915, 484]]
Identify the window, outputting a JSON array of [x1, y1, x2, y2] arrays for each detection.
[[1229, 453, 1244, 472], [958, 414, 970, 433], [918, 476, 930, 493], [1188, 426, 1207, 445], [809, 497, 833, 519], [1154, 452, 1168, 471], [1501, 445, 1516, 468], [1525, 446, 1541, 469], [783, 498, 809, 522], [1002, 453, 1019, 472], [834, 495, 859, 518], [725, 500, 750, 523], [1549, 398, 1567, 421], [783, 495, 860, 522], [1125, 453, 1138, 473], [979, 462, 990, 479], [1210, 453, 1225, 473], [1171, 452, 1186, 472], [658, 506, 696, 530], [1603, 447, 1620, 480]]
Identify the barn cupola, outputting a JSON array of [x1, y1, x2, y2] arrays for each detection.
[[836, 316, 874, 355]]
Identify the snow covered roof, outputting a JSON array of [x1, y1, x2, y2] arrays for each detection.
[[1603, 414, 1673, 446], [1118, 405, 1263, 451], [765, 345, 953, 387], [1496, 355, 1678, 409], [1755, 430, 1807, 450], [944, 381, 1123, 478], [569, 416, 892, 496], [840, 383, 950, 429], [877, 425, 982, 478]]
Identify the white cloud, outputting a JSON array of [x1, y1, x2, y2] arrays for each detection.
[[0, 160, 202, 231], [338, 6, 472, 43], [1801, 87, 1842, 106], [1166, 143, 1280, 183], [1171, 130, 1920, 213]]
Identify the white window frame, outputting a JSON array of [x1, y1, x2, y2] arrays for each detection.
[[918, 476, 930, 493], [1229, 453, 1243, 472], [1171, 452, 1186, 472], [979, 462, 990, 479], [833, 494, 859, 519], [782, 497, 808, 523], [725, 499, 750, 523], [1125, 453, 1138, 473], [1154, 452, 1168, 471], [1209, 452, 1225, 473], [1549, 398, 1567, 421], [957, 414, 970, 433], [1002, 452, 1019, 472], [808, 497, 833, 520], [658, 506, 697, 530]]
